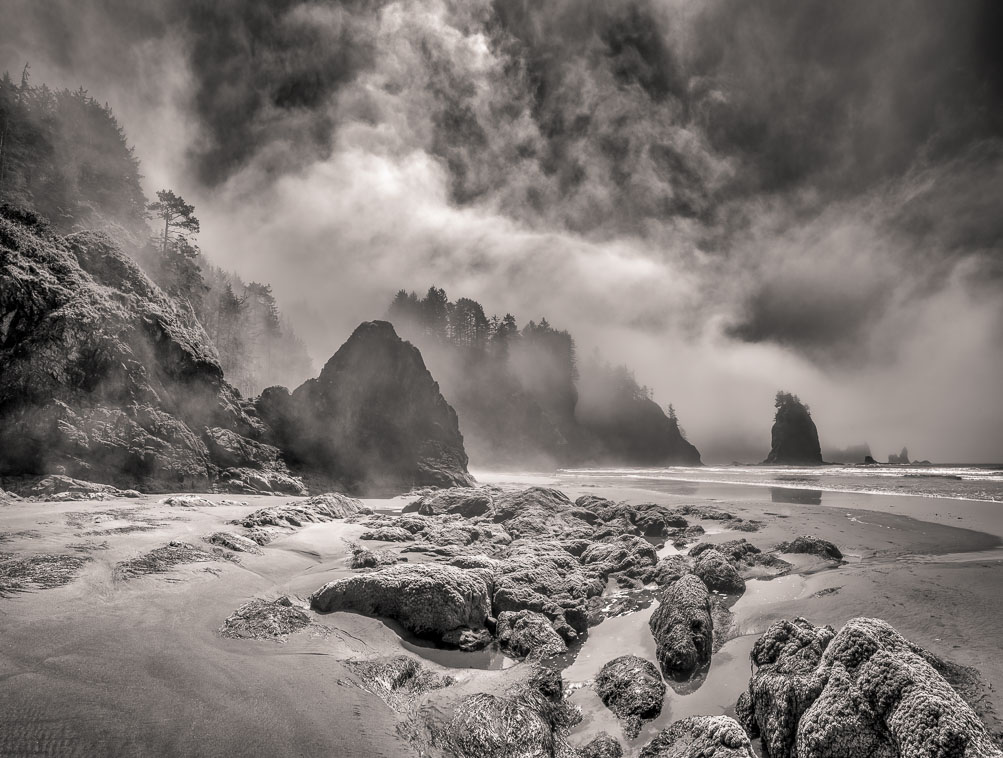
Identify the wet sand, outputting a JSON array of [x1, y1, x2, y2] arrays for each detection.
[[2, 477, 1001, 757]]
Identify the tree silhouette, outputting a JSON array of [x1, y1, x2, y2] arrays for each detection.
[[147, 189, 200, 255]]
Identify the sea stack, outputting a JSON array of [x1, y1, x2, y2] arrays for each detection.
[[764, 391, 823, 465], [257, 321, 473, 494]]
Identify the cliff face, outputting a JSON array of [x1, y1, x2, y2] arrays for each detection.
[[575, 394, 702, 466], [764, 392, 823, 465], [257, 321, 474, 494], [0, 210, 302, 493]]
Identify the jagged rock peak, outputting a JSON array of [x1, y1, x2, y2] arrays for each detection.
[[257, 320, 473, 494]]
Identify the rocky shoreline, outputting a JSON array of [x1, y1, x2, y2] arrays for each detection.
[[2, 476, 1002, 756]]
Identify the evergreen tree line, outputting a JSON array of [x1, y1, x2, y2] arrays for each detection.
[[387, 287, 698, 467], [0, 68, 312, 396]]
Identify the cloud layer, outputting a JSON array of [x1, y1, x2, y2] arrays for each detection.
[[2, 0, 1002, 461]]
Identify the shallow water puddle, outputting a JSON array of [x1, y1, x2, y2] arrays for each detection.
[[402, 638, 515, 670], [731, 574, 806, 617], [567, 633, 758, 754], [564, 604, 658, 683]]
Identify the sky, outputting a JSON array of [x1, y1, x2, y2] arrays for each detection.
[[2, 0, 1002, 462]]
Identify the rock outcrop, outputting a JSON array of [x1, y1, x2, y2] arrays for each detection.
[[640, 716, 756, 757], [764, 392, 823, 465], [649, 574, 714, 677], [309, 563, 492, 646], [496, 609, 568, 660], [256, 320, 473, 494], [775, 536, 843, 561], [693, 549, 746, 594], [0, 210, 303, 493], [889, 446, 911, 464], [595, 655, 666, 738], [737, 617, 1002, 758]]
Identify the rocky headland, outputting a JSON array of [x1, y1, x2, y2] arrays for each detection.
[[765, 392, 823, 465]]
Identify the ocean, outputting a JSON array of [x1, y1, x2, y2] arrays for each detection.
[[556, 464, 1003, 503]]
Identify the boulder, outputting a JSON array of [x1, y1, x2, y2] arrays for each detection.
[[492, 487, 595, 541], [693, 549, 745, 594], [360, 526, 415, 542], [595, 655, 666, 738], [775, 536, 843, 561], [233, 492, 371, 528], [579, 733, 624, 758], [349, 544, 399, 569], [764, 392, 822, 465], [648, 574, 713, 677], [738, 617, 1001, 758], [0, 213, 301, 492], [405, 486, 495, 517], [205, 531, 263, 554], [309, 563, 492, 644], [256, 321, 473, 494], [411, 665, 579, 758], [640, 716, 755, 758], [496, 610, 568, 660]]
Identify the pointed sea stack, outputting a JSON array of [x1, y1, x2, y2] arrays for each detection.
[[764, 391, 822, 465], [257, 321, 473, 494]]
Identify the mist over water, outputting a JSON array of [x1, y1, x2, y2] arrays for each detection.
[[2, 0, 1002, 462]]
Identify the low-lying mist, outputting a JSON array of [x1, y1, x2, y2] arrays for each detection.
[[3, 0, 1001, 463]]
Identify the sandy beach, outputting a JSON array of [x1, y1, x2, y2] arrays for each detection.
[[2, 474, 1001, 757]]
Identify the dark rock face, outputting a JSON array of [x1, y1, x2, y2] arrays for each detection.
[[0, 213, 302, 493], [775, 536, 843, 561], [595, 655, 666, 738], [693, 549, 746, 594], [640, 716, 756, 758], [653, 555, 693, 587], [405, 486, 496, 517], [309, 563, 492, 645], [649, 574, 714, 677], [764, 392, 823, 465], [738, 617, 1001, 758], [257, 320, 473, 494], [888, 446, 911, 464], [580, 535, 659, 585]]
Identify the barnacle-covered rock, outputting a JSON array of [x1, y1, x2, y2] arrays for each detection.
[[693, 549, 745, 594]]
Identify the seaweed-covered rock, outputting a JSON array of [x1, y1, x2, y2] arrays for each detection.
[[233, 492, 371, 528], [693, 549, 745, 594], [0, 552, 91, 597], [0, 214, 301, 492], [360, 526, 415, 542], [344, 655, 453, 713], [764, 392, 822, 465], [640, 716, 755, 757], [256, 321, 473, 494], [775, 536, 843, 561], [412, 665, 579, 758], [579, 733, 624, 758], [309, 563, 492, 644], [739, 617, 1001, 758], [218, 596, 310, 640], [595, 655, 666, 738], [496, 610, 568, 660], [648, 574, 713, 677], [205, 531, 263, 554]]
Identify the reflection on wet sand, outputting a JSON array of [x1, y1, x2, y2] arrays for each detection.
[[770, 487, 823, 505]]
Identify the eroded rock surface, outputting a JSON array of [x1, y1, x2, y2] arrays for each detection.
[[496, 609, 568, 660], [738, 617, 1001, 758], [775, 536, 843, 561], [218, 596, 311, 640], [693, 549, 746, 595], [595, 655, 666, 738]]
